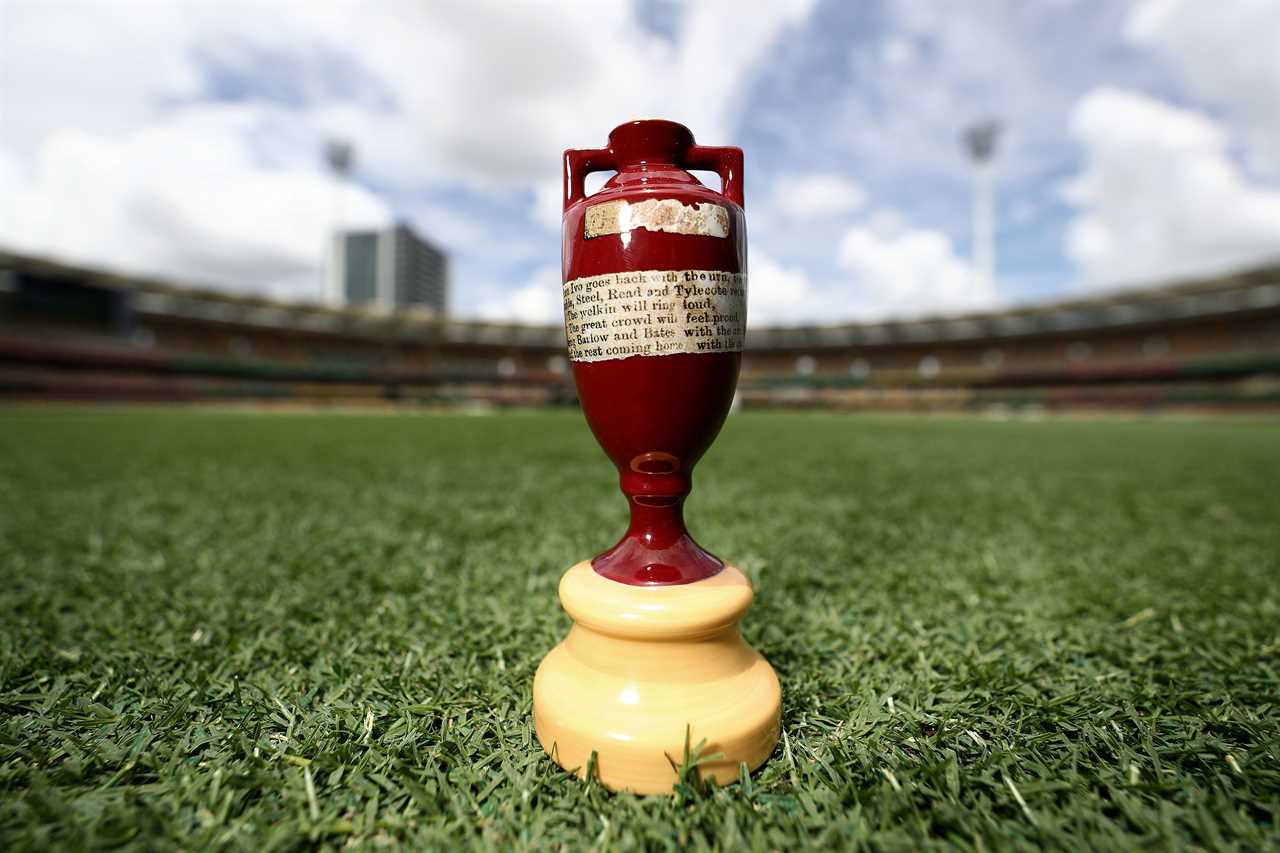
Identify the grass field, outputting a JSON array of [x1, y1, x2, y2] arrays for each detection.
[[1, 409, 1278, 850]]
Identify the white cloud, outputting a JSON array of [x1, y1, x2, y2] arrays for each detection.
[[881, 37, 917, 68], [836, 213, 994, 317], [770, 173, 866, 220], [1063, 87, 1280, 287], [1128, 0, 1280, 171], [477, 264, 561, 325], [11, 1, 1272, 320], [265, 0, 815, 211], [748, 249, 820, 325], [506, 0, 814, 229], [405, 204, 489, 254], [531, 181, 567, 232], [0, 3, 205, 156], [0, 104, 391, 299], [843, 0, 1108, 185], [0, 0, 817, 300], [747, 212, 995, 324]]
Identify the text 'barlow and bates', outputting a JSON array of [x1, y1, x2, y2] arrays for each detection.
[[563, 269, 747, 363]]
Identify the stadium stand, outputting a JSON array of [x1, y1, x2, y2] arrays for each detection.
[[1, 250, 1278, 411]]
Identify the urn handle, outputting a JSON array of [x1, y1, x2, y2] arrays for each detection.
[[682, 145, 745, 208], [563, 148, 616, 211], [562, 142, 745, 211]]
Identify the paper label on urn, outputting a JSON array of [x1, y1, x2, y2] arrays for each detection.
[[563, 269, 747, 362], [584, 199, 729, 240]]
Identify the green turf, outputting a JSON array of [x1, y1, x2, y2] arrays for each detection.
[[1, 409, 1277, 850]]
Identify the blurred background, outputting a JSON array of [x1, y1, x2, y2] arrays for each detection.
[[1, 0, 1278, 412]]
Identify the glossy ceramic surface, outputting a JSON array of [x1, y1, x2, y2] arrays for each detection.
[[563, 120, 746, 586], [537, 124, 778, 794]]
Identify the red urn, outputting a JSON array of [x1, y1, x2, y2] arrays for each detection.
[[535, 120, 779, 795], [561, 119, 747, 586]]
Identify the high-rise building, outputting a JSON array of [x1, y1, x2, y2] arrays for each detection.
[[331, 224, 448, 314]]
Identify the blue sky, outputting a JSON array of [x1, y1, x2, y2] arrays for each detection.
[[2, 0, 1278, 325]]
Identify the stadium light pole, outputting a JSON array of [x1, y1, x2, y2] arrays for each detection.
[[962, 120, 1000, 294], [324, 139, 355, 306]]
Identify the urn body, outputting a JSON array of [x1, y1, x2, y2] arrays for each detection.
[[562, 119, 748, 586]]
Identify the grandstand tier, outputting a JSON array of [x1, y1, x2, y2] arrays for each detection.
[[2, 251, 1277, 410]]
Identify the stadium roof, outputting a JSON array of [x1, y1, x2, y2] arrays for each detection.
[[3, 249, 1277, 351]]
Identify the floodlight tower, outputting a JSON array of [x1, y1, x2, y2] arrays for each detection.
[[323, 139, 355, 306], [962, 120, 1001, 293]]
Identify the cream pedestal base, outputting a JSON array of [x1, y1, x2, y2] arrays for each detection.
[[533, 561, 781, 795]]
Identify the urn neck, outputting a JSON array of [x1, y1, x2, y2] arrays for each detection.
[[608, 119, 694, 169]]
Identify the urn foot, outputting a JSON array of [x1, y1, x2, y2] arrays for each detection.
[[533, 562, 781, 795]]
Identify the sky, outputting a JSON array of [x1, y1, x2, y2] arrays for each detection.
[[2, 0, 1279, 326]]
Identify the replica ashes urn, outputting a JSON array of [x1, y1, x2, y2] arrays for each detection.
[[533, 120, 781, 794]]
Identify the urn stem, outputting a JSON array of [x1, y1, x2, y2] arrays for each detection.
[[626, 495, 688, 549], [591, 490, 724, 585]]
